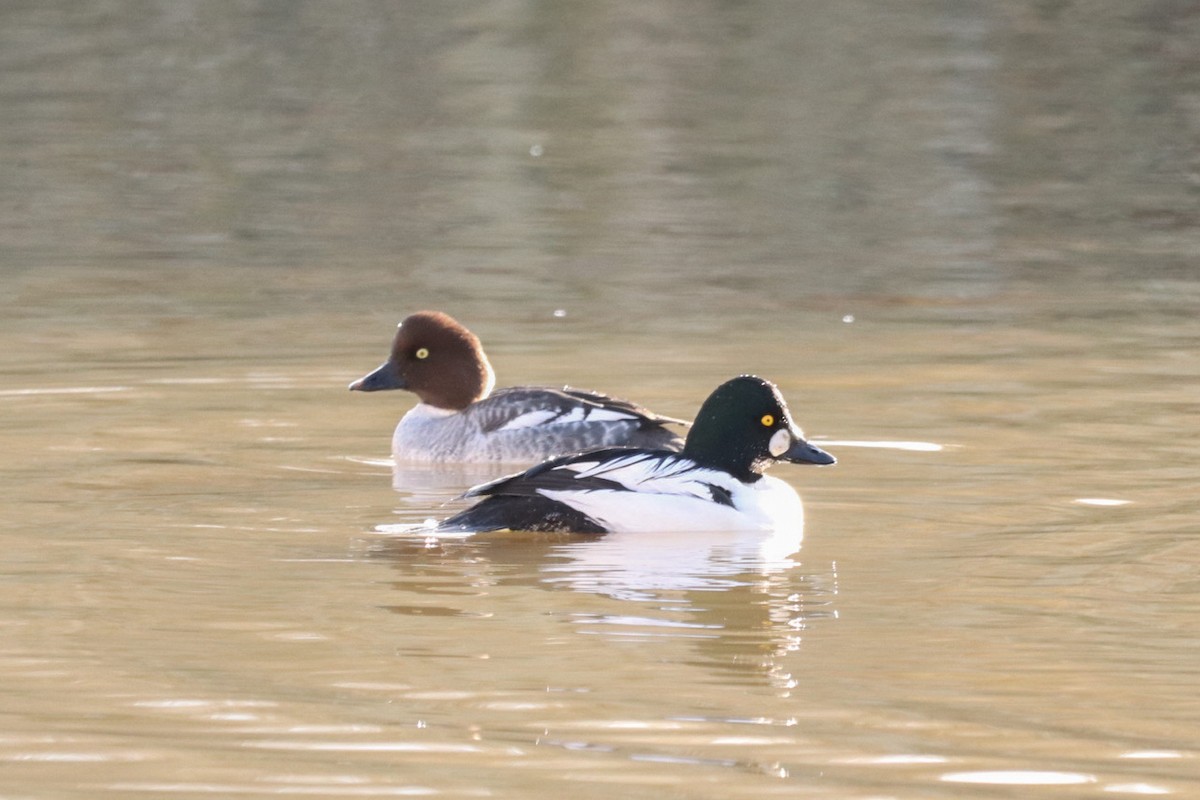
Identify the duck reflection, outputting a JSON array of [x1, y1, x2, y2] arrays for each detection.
[[389, 460, 505, 499], [537, 526, 804, 601], [364, 523, 837, 694]]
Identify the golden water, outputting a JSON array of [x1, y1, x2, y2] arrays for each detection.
[[2, 3, 1199, 798]]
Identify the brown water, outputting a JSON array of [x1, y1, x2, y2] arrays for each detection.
[[3, 3, 1199, 798]]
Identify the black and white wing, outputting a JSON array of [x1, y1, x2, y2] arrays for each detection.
[[465, 387, 686, 451], [440, 449, 737, 534]]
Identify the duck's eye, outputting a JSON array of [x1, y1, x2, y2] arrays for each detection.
[[414, 347, 430, 360], [760, 414, 775, 427]]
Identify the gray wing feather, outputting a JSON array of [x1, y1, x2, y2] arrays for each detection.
[[463, 387, 686, 452]]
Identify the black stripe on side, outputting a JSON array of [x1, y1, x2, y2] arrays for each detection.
[[704, 482, 735, 507]]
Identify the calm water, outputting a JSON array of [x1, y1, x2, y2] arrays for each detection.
[[3, 3, 1199, 798]]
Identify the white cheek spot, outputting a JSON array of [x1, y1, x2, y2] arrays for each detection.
[[769, 428, 791, 458]]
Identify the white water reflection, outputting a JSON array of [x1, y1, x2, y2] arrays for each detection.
[[368, 519, 836, 697], [539, 527, 804, 602], [819, 439, 945, 452], [941, 769, 1097, 786], [372, 514, 810, 603], [0, 385, 130, 396]]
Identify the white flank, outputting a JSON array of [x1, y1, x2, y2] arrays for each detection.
[[540, 474, 803, 533]]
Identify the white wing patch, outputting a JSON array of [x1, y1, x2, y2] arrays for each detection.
[[494, 409, 559, 430], [493, 405, 639, 432], [555, 453, 725, 499]]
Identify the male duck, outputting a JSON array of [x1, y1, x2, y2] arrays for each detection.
[[438, 375, 835, 533], [350, 311, 685, 462]]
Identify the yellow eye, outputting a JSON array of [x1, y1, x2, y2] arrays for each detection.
[[415, 347, 429, 360], [760, 414, 775, 427]]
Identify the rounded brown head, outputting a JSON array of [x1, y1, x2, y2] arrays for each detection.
[[348, 311, 496, 410]]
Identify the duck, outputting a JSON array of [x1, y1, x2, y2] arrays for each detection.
[[349, 311, 686, 462], [437, 375, 835, 534]]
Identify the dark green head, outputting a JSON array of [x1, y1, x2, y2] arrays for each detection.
[[682, 375, 835, 482]]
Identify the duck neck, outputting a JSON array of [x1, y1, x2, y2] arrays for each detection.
[[682, 428, 764, 483]]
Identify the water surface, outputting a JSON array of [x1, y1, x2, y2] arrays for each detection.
[[2, 2, 1199, 797]]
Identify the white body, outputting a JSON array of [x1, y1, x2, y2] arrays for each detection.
[[542, 473, 804, 533], [458, 449, 809, 534]]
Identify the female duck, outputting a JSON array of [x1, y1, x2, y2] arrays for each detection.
[[350, 311, 685, 462], [438, 375, 836, 533]]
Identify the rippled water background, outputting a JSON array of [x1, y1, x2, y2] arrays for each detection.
[[2, 3, 1199, 797]]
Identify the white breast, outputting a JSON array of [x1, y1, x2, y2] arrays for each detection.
[[392, 404, 463, 461]]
